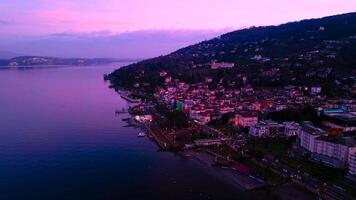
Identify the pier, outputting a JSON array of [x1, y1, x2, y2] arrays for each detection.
[[115, 108, 128, 115]]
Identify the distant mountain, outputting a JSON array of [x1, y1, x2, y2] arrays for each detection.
[[0, 30, 224, 59], [0, 56, 138, 67], [108, 12, 356, 95]]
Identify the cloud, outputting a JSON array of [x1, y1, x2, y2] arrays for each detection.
[[2, 0, 355, 35], [49, 30, 114, 38], [0, 20, 9, 25]]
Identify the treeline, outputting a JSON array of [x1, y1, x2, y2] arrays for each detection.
[[267, 105, 320, 125]]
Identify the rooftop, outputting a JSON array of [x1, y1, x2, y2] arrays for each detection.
[[322, 112, 356, 126], [302, 121, 326, 135], [317, 133, 356, 146]]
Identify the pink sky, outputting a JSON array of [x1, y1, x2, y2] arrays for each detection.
[[0, 0, 355, 58], [1, 0, 356, 36]]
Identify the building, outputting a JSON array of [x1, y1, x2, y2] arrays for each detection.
[[195, 112, 211, 124], [299, 121, 326, 151], [234, 112, 258, 127], [175, 100, 184, 111], [349, 152, 356, 176], [321, 112, 356, 131], [311, 135, 356, 168], [205, 77, 213, 83], [159, 71, 167, 77], [211, 61, 235, 69], [275, 103, 288, 111], [165, 76, 172, 84], [249, 120, 283, 137], [297, 122, 356, 168], [283, 122, 301, 137], [249, 121, 300, 137], [311, 87, 322, 95], [249, 122, 269, 137], [134, 114, 153, 122]]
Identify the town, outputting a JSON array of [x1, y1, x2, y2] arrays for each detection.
[[120, 64, 356, 200], [107, 13, 356, 200]]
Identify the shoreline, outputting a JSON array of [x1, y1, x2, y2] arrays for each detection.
[[180, 149, 268, 191], [121, 98, 268, 191], [119, 93, 316, 200]]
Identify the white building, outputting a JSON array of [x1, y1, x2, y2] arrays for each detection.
[[311, 87, 322, 95], [299, 121, 326, 151], [283, 122, 301, 137], [205, 77, 213, 83], [249, 121, 300, 137], [159, 71, 167, 77], [298, 122, 356, 168], [275, 103, 288, 111], [249, 120, 283, 137], [189, 109, 211, 124], [195, 112, 211, 124], [349, 152, 356, 176], [249, 123, 269, 137], [311, 136, 355, 167], [211, 62, 235, 69]]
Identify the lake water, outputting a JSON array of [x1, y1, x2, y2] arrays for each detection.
[[0, 64, 247, 200]]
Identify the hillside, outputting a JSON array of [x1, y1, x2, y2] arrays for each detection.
[[108, 12, 356, 96]]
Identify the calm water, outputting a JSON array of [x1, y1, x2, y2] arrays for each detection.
[[0, 64, 245, 200]]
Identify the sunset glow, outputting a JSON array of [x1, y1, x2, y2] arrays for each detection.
[[1, 0, 356, 36]]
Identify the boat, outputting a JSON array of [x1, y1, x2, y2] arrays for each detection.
[[137, 132, 146, 137]]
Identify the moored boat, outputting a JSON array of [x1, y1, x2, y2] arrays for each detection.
[[137, 132, 146, 137]]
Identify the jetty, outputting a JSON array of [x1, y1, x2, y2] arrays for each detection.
[[115, 108, 128, 115], [120, 94, 141, 103]]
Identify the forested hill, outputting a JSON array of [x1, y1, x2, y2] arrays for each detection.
[[108, 12, 356, 94]]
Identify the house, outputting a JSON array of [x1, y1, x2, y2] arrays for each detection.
[[196, 112, 211, 124], [252, 102, 261, 111], [311, 87, 322, 95], [275, 103, 288, 111], [205, 77, 213, 83], [234, 112, 258, 127], [134, 114, 153, 122], [211, 61, 235, 69], [159, 71, 167, 77], [165, 76, 172, 84], [251, 55, 262, 61]]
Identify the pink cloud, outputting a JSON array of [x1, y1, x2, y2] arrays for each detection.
[[0, 0, 355, 36]]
